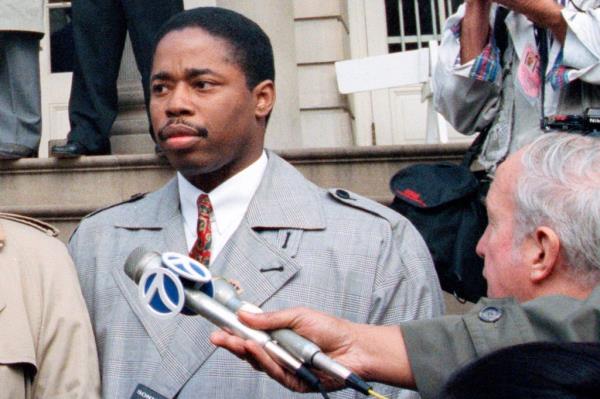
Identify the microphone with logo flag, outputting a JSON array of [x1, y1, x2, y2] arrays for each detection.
[[124, 248, 388, 399], [124, 247, 332, 399]]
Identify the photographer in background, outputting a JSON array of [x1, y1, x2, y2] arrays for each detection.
[[402, 0, 599, 302], [433, 0, 600, 176]]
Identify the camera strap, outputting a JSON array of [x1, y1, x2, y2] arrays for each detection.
[[493, 6, 510, 66], [535, 25, 549, 129]]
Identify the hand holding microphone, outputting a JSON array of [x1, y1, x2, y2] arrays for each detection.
[[124, 248, 387, 399], [211, 279, 378, 397]]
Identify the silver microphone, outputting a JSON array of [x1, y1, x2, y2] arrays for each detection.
[[212, 279, 356, 384], [123, 248, 322, 389], [124, 246, 163, 283]]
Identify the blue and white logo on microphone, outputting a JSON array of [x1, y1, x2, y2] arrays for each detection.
[[161, 252, 211, 282], [138, 267, 185, 319], [161, 252, 214, 297]]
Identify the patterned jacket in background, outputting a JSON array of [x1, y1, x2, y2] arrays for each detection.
[[433, 1, 600, 174]]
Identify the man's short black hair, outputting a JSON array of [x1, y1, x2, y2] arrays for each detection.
[[152, 7, 275, 90]]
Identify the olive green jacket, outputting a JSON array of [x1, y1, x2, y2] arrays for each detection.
[[402, 286, 600, 399]]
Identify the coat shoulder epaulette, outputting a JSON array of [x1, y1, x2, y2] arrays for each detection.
[[81, 192, 148, 221], [0, 213, 60, 238], [327, 188, 398, 222], [69, 192, 149, 242]]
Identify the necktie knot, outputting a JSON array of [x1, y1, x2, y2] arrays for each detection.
[[189, 194, 212, 266], [197, 193, 212, 218]]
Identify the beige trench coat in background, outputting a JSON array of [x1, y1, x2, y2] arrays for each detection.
[[0, 214, 100, 399]]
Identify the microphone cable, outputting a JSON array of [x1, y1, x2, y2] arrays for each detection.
[[295, 366, 329, 399], [301, 366, 388, 399], [345, 373, 389, 399], [299, 366, 388, 399], [368, 389, 388, 399]]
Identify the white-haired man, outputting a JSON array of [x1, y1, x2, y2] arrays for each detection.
[[212, 132, 600, 399]]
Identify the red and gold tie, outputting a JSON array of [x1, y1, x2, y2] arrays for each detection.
[[189, 194, 212, 267]]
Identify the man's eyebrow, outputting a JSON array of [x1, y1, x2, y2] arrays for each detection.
[[151, 68, 219, 82], [151, 71, 172, 81], [185, 68, 214, 79]]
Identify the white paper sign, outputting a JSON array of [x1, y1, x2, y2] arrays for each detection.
[[335, 48, 430, 94]]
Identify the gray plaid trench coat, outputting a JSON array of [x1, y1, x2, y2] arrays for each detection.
[[69, 151, 444, 399]]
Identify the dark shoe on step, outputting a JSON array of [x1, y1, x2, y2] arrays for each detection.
[[50, 142, 109, 158]]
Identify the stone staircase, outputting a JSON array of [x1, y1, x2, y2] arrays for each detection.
[[0, 143, 467, 241]]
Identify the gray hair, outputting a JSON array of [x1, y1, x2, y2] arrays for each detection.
[[514, 133, 600, 286]]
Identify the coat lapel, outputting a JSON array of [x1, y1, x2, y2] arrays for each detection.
[[107, 177, 228, 398], [109, 178, 201, 397], [210, 219, 301, 307], [214, 151, 327, 306]]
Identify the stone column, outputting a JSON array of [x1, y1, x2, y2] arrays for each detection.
[[111, 37, 153, 154], [216, 0, 302, 149]]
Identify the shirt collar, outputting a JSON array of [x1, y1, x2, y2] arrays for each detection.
[[178, 151, 268, 237]]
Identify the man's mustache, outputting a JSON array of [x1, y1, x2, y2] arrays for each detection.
[[157, 119, 209, 141]]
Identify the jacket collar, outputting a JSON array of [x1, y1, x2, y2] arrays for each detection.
[[115, 150, 326, 232], [113, 178, 181, 230], [245, 150, 326, 230]]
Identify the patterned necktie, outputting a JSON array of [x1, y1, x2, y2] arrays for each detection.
[[189, 194, 212, 267]]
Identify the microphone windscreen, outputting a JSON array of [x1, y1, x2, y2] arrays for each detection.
[[124, 247, 162, 283]]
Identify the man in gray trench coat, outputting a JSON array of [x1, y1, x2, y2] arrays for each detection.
[[212, 132, 600, 399], [68, 7, 444, 399], [0, 0, 44, 159]]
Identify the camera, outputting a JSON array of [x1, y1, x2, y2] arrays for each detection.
[[543, 108, 600, 135]]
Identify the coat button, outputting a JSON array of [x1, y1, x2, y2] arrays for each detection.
[[335, 189, 351, 200], [478, 306, 503, 323]]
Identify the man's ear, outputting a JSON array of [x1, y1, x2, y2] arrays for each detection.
[[253, 80, 275, 119], [527, 226, 561, 283]]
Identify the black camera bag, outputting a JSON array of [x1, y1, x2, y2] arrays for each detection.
[[389, 158, 488, 303]]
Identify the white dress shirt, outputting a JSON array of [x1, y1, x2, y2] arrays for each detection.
[[178, 151, 268, 263]]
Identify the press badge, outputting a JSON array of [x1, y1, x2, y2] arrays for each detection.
[[130, 384, 168, 399], [517, 43, 542, 102]]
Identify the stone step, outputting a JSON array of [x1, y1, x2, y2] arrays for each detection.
[[1, 143, 467, 240], [48, 130, 156, 156]]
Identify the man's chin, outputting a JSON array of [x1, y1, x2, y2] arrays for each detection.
[[172, 159, 219, 179]]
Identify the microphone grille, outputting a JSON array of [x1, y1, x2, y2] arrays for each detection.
[[124, 247, 161, 283]]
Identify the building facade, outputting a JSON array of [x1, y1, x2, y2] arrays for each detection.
[[39, 0, 467, 157]]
